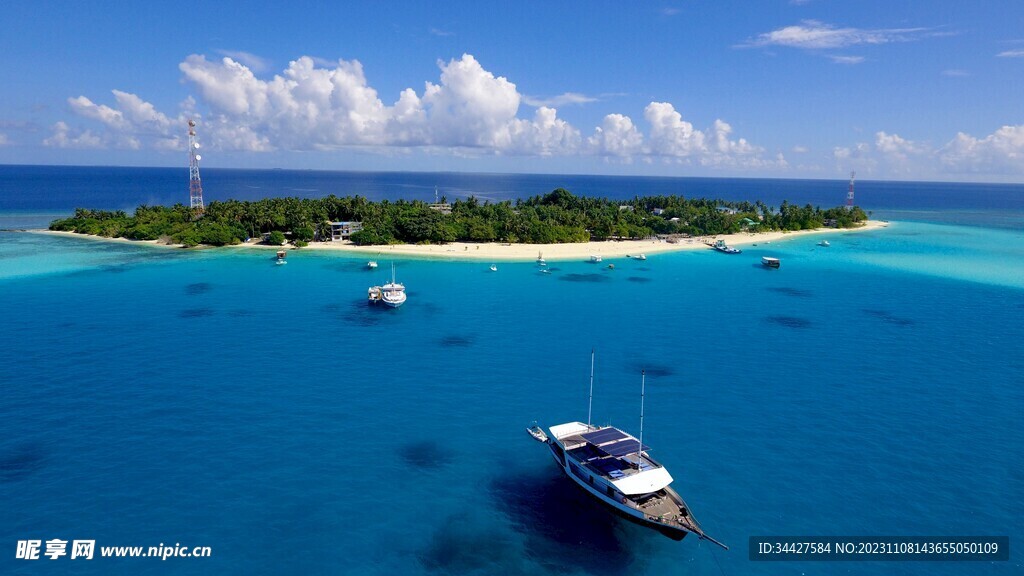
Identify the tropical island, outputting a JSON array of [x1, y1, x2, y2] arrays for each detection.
[[49, 188, 868, 252]]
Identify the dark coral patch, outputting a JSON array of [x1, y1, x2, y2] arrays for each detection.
[[766, 315, 812, 329]]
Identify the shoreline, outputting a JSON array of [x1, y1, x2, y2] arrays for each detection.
[[30, 220, 888, 261]]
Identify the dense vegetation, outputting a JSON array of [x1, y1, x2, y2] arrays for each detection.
[[49, 189, 867, 247]]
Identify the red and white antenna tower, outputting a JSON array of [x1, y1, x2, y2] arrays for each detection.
[[188, 119, 204, 213], [846, 171, 855, 208]]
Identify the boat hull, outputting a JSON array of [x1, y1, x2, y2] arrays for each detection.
[[545, 441, 689, 541]]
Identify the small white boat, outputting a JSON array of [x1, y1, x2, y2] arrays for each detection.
[[540, 269, 552, 274], [276, 250, 288, 265], [590, 255, 603, 263], [761, 256, 781, 269], [367, 285, 382, 304], [635, 253, 647, 260], [526, 423, 548, 442], [537, 252, 546, 266], [367, 261, 379, 269], [489, 264, 498, 272], [817, 240, 831, 247]]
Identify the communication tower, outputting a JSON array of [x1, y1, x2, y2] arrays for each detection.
[[188, 119, 204, 213], [846, 171, 855, 209]]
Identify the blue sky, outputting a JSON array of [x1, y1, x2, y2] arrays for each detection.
[[1, 1, 1022, 181]]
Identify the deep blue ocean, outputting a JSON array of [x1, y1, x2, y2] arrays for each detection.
[[1, 166, 1022, 575]]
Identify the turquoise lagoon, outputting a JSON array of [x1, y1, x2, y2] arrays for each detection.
[[0, 169, 1022, 575]]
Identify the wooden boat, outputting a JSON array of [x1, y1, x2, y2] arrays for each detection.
[[531, 353, 727, 548]]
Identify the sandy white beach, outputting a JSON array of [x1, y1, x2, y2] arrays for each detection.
[[34, 220, 888, 261]]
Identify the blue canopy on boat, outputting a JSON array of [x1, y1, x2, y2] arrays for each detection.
[[598, 439, 649, 457], [581, 427, 627, 445]]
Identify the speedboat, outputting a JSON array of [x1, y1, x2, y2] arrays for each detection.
[[537, 252, 546, 266], [367, 285, 382, 304], [590, 255, 603, 263], [367, 261, 379, 269], [635, 253, 647, 260], [489, 264, 498, 272], [531, 357, 727, 548], [712, 240, 741, 254], [526, 423, 548, 442], [380, 264, 407, 308], [817, 240, 830, 247], [761, 256, 780, 269], [275, 250, 287, 265]]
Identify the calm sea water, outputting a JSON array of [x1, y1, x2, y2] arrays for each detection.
[[0, 166, 1022, 575]]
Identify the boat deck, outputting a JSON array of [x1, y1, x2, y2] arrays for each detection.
[[564, 438, 659, 481], [626, 489, 702, 535]]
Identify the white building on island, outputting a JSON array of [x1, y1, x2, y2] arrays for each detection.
[[330, 221, 363, 241]]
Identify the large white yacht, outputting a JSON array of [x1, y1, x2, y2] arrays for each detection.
[[380, 264, 407, 308], [537, 422, 722, 545], [528, 362, 726, 547]]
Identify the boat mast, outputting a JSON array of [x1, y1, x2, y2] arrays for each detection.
[[638, 369, 645, 461], [587, 348, 595, 427]]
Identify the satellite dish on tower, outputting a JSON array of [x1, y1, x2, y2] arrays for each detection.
[[194, 142, 201, 149], [195, 154, 202, 161]]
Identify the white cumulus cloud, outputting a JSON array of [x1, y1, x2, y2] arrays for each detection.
[[875, 131, 923, 160], [43, 121, 105, 149], [53, 52, 779, 169], [874, 131, 929, 174], [419, 54, 522, 148], [644, 102, 705, 157], [506, 106, 581, 156], [68, 96, 131, 131], [641, 103, 775, 167], [939, 125, 1024, 174], [51, 90, 185, 150], [588, 114, 644, 157], [833, 126, 1024, 177]]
